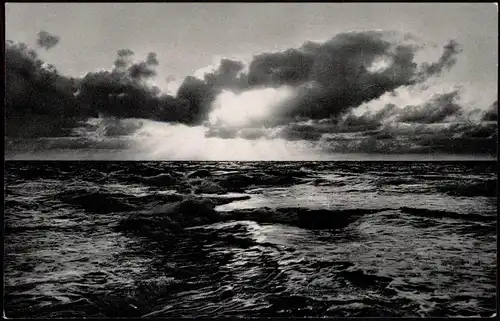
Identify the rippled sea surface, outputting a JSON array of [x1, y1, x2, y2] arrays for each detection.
[[4, 161, 497, 318]]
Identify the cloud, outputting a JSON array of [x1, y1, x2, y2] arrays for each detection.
[[128, 61, 157, 81], [238, 128, 270, 140], [36, 30, 60, 50], [73, 117, 145, 138], [241, 31, 418, 120], [482, 101, 498, 121], [200, 31, 464, 127], [199, 83, 496, 156], [415, 132, 497, 155], [5, 39, 193, 134], [177, 30, 459, 127], [174, 58, 250, 124], [75, 30, 466, 130], [125, 52, 160, 82], [238, 90, 495, 155], [208, 86, 296, 127], [166, 79, 181, 96], [204, 58, 246, 89], [114, 48, 134, 70], [321, 121, 497, 155], [5, 39, 84, 138], [7, 30, 494, 159], [397, 90, 463, 123], [176, 76, 215, 124], [77, 49, 193, 122], [323, 119, 497, 155], [205, 126, 238, 139], [417, 40, 462, 80], [247, 47, 315, 87], [146, 52, 159, 66], [124, 120, 325, 161], [277, 123, 324, 141]]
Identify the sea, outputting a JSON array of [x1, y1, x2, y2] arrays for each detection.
[[3, 161, 497, 318]]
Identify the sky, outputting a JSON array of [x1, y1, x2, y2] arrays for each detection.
[[5, 3, 499, 160]]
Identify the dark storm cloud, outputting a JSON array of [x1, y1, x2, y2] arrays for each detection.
[[417, 40, 462, 80], [278, 102, 399, 140], [244, 32, 422, 119], [5, 40, 84, 138], [277, 125, 324, 141], [321, 133, 412, 154], [208, 89, 477, 144], [117, 48, 135, 57], [172, 58, 249, 125], [119, 52, 160, 81], [454, 122, 497, 139], [397, 90, 463, 123], [322, 121, 497, 155], [204, 58, 246, 88], [76, 50, 196, 123], [194, 31, 461, 125], [482, 101, 498, 121], [247, 47, 315, 87], [77, 49, 251, 125], [128, 61, 157, 81], [258, 91, 496, 155], [114, 49, 134, 70], [36, 30, 60, 50], [146, 52, 159, 66], [415, 132, 497, 155], [78, 69, 175, 120], [5, 136, 131, 155], [176, 76, 216, 124], [7, 29, 489, 157], [4, 37, 197, 141], [322, 117, 497, 155], [74, 30, 465, 130], [339, 113, 383, 132], [173, 31, 416, 126], [321, 91, 465, 139], [271, 109, 387, 143], [268, 115, 383, 142]]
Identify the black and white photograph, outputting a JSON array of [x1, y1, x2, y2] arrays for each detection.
[[4, 2, 498, 318]]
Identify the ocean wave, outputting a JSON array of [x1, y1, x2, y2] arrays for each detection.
[[5, 161, 497, 318], [55, 189, 185, 214], [116, 196, 497, 243], [436, 179, 497, 197], [56, 190, 139, 213], [117, 199, 392, 240], [224, 207, 388, 229], [399, 207, 496, 222], [116, 198, 223, 240]]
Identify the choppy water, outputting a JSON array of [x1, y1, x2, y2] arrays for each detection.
[[4, 161, 497, 317]]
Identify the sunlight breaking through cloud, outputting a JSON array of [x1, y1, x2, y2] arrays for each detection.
[[208, 87, 296, 127]]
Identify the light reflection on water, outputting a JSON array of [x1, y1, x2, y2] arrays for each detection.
[[216, 183, 496, 216]]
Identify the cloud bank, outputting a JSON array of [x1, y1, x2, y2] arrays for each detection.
[[4, 30, 497, 159]]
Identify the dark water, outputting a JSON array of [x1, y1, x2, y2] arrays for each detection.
[[4, 161, 497, 318]]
